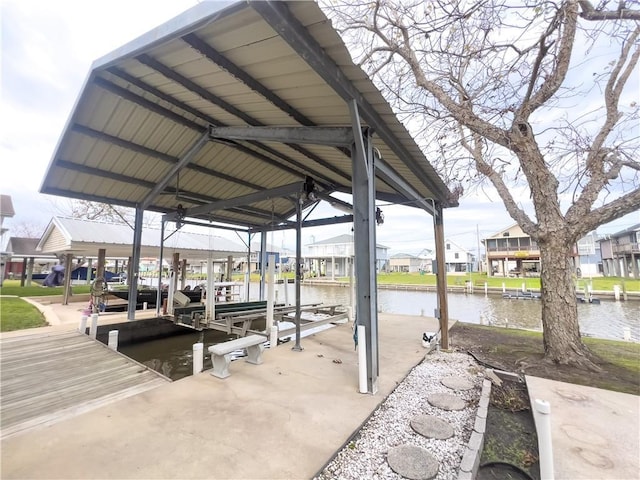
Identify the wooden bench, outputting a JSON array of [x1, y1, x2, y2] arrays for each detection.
[[208, 334, 266, 379]]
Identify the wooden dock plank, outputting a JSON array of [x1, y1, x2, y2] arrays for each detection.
[[0, 331, 170, 439]]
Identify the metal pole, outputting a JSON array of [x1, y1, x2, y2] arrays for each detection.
[[62, 253, 73, 306], [127, 207, 144, 321], [350, 99, 378, 394], [259, 232, 267, 300], [245, 232, 252, 301], [156, 220, 165, 315], [292, 196, 303, 352]]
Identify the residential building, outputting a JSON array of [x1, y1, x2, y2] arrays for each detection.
[[444, 239, 475, 273], [388, 248, 435, 273], [484, 224, 540, 277], [4, 237, 58, 283], [575, 231, 602, 277], [0, 195, 15, 285], [599, 223, 640, 278], [305, 234, 389, 279]]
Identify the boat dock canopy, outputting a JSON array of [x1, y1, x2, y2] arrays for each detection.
[[40, 0, 454, 229]]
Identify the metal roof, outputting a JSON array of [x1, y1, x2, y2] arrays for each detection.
[[40, 1, 454, 231], [36, 217, 246, 261]]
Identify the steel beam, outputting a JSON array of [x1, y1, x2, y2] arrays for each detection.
[[156, 220, 165, 316], [375, 157, 436, 216], [209, 126, 353, 147], [166, 182, 303, 220], [136, 54, 344, 186], [350, 103, 378, 394], [250, 0, 453, 205], [248, 214, 353, 233], [127, 207, 144, 320], [141, 131, 209, 209]]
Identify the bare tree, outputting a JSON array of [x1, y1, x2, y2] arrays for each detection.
[[10, 221, 46, 238], [324, 0, 640, 368], [52, 199, 160, 228]]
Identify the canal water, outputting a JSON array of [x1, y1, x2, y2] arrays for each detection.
[[119, 282, 639, 381]]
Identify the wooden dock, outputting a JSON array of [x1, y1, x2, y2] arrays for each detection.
[[1, 330, 170, 439]]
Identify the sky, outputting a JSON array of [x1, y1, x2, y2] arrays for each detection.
[[1, 0, 638, 255]]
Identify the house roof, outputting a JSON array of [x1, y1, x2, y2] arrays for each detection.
[[6, 237, 58, 261], [36, 217, 246, 261], [39, 1, 454, 233], [445, 238, 473, 255], [390, 252, 419, 259], [484, 223, 527, 240], [309, 233, 388, 250]]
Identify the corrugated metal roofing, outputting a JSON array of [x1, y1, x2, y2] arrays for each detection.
[[41, 1, 454, 230], [36, 217, 246, 261]]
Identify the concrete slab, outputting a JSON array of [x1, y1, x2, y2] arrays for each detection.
[[526, 375, 640, 480], [1, 313, 440, 479]]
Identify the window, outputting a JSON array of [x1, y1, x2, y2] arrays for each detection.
[[446, 243, 450, 250], [454, 253, 459, 259]]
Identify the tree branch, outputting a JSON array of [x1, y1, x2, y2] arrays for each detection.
[[578, 0, 640, 20]]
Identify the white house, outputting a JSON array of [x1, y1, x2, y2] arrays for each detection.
[[444, 239, 475, 273], [305, 234, 389, 279]]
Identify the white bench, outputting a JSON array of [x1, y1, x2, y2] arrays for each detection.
[[208, 334, 266, 379]]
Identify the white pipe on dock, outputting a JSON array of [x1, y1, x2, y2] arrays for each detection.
[[270, 325, 278, 349], [89, 313, 98, 339], [193, 343, 203, 375], [535, 399, 554, 480], [108, 330, 119, 350], [623, 327, 631, 341], [266, 255, 275, 331], [284, 277, 290, 306], [358, 324, 367, 394], [78, 314, 88, 334], [502, 282, 506, 293], [484, 282, 488, 296], [613, 285, 620, 301]]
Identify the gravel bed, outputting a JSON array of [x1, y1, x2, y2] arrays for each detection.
[[314, 351, 483, 480]]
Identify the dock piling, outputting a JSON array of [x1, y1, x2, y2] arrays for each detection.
[[89, 313, 98, 339]]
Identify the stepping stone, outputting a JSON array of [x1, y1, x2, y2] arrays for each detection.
[[427, 392, 466, 411], [410, 414, 454, 439], [387, 444, 439, 480], [441, 376, 474, 391]]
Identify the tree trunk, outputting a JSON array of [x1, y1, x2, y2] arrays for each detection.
[[538, 237, 596, 368]]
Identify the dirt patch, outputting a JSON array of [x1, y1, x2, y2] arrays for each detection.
[[449, 323, 639, 395], [449, 322, 639, 479]]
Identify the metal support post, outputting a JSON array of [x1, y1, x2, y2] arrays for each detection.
[[127, 207, 144, 320], [156, 220, 165, 315], [350, 100, 378, 394], [259, 232, 267, 300], [292, 196, 303, 352]]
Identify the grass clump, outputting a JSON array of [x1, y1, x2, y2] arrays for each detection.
[[0, 297, 48, 332]]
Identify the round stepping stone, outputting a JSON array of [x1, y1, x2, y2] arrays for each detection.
[[427, 392, 466, 411], [410, 414, 454, 439], [440, 376, 473, 391], [387, 444, 439, 480]]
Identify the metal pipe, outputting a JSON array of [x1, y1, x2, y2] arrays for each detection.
[[292, 195, 303, 351]]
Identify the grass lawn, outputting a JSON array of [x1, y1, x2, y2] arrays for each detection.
[[0, 297, 48, 332], [0, 280, 92, 297]]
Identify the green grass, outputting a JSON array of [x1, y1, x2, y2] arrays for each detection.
[[0, 280, 92, 297], [584, 337, 640, 372], [0, 297, 48, 332]]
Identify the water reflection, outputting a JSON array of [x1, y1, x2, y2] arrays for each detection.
[[285, 284, 638, 342]]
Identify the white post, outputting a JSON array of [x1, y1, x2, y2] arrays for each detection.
[[623, 327, 631, 341], [349, 257, 356, 322], [108, 330, 119, 350], [193, 343, 203, 375], [535, 399, 554, 480], [143, 301, 148, 310], [78, 314, 88, 334], [613, 285, 620, 301], [89, 313, 99, 339], [484, 282, 488, 296], [357, 324, 367, 394], [270, 325, 278, 349], [521, 282, 526, 293], [284, 277, 290, 306], [206, 255, 215, 321], [266, 255, 275, 332], [502, 282, 506, 293]]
